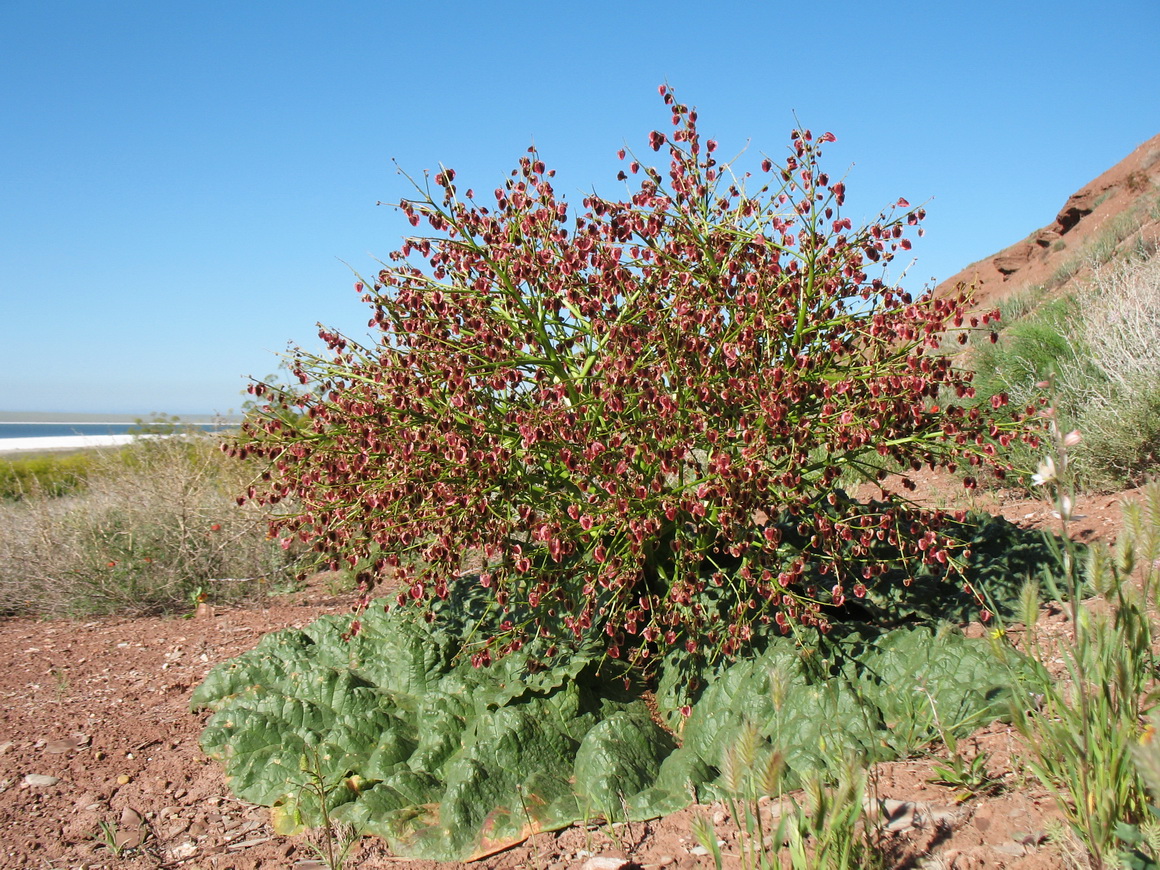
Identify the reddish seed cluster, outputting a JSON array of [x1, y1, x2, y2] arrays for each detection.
[[227, 87, 1038, 671]]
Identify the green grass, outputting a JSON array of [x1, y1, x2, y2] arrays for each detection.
[[0, 450, 103, 500]]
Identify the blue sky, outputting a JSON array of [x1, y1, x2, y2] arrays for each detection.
[[3, 1, 1158, 415]]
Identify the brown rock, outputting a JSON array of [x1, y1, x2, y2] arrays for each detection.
[[993, 250, 1030, 275], [1056, 189, 1097, 233], [114, 807, 147, 849]]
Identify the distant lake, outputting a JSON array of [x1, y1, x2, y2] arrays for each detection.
[[0, 422, 232, 441]]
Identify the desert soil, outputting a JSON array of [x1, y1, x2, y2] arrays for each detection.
[[0, 479, 1140, 870]]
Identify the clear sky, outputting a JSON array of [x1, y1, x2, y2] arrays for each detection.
[[3, 1, 1158, 415]]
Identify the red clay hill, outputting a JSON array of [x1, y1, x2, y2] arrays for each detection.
[[934, 132, 1160, 308]]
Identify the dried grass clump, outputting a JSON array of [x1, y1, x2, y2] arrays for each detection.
[[0, 435, 302, 616], [968, 249, 1160, 489], [1073, 253, 1160, 484]]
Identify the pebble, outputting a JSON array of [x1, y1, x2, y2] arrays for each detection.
[[580, 858, 633, 870], [116, 774, 131, 785], [23, 774, 60, 787], [227, 836, 272, 851], [170, 841, 197, 859], [991, 842, 1028, 857]]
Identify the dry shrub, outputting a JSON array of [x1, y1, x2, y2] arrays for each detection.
[[969, 250, 1160, 489], [1081, 254, 1160, 391], [1072, 253, 1160, 485], [0, 435, 303, 616]]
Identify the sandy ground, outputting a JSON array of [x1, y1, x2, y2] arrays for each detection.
[[0, 480, 1140, 870]]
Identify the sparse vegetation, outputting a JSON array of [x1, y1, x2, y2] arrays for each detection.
[[968, 247, 1160, 489], [0, 434, 305, 616], [993, 419, 1160, 869], [1044, 192, 1159, 291], [693, 734, 885, 870]]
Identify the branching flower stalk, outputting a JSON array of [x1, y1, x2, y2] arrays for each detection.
[[231, 86, 1039, 670]]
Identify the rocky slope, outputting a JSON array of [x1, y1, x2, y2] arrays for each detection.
[[935, 132, 1160, 306]]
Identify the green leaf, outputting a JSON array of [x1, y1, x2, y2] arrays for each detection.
[[194, 595, 1027, 861]]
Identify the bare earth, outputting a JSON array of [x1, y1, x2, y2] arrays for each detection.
[[0, 480, 1139, 870]]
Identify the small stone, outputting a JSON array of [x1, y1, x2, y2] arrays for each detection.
[[44, 739, 77, 754], [0, 742, 13, 755], [114, 828, 146, 850], [170, 841, 197, 860], [880, 799, 919, 833], [991, 842, 1028, 857], [580, 858, 632, 870], [116, 774, 131, 785], [23, 774, 60, 788], [227, 837, 272, 851]]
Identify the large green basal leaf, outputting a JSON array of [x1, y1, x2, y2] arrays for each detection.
[[194, 583, 1032, 862], [193, 592, 676, 861], [574, 710, 676, 818], [656, 624, 1031, 801]]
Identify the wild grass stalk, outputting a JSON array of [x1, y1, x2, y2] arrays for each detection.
[[1001, 415, 1160, 869], [693, 718, 884, 870]]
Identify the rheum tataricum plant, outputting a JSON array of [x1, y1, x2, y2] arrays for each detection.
[[232, 86, 1035, 670]]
